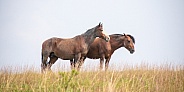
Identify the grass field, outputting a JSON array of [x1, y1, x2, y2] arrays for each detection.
[[0, 64, 183, 92]]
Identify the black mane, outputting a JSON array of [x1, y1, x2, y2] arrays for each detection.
[[110, 34, 135, 44], [110, 34, 123, 36], [127, 34, 135, 44]]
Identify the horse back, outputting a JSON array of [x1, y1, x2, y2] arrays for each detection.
[[42, 36, 89, 60], [54, 36, 88, 59]]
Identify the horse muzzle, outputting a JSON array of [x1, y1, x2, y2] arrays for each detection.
[[130, 49, 135, 54], [103, 35, 110, 42], [105, 37, 110, 42]]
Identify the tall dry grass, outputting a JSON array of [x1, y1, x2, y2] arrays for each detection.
[[0, 64, 183, 92]]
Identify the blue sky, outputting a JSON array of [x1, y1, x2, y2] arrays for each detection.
[[0, 0, 184, 70]]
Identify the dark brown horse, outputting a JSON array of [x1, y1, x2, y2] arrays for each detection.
[[41, 23, 110, 72], [76, 33, 135, 70]]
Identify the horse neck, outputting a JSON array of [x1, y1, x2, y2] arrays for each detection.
[[81, 28, 97, 47], [110, 35, 125, 53]]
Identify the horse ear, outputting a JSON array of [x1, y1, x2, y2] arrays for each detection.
[[98, 22, 101, 27], [98, 22, 102, 27], [123, 33, 127, 38]]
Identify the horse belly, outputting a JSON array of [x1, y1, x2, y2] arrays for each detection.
[[59, 54, 74, 60], [86, 52, 101, 59], [55, 50, 74, 60]]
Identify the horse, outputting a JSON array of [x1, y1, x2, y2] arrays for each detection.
[[41, 23, 110, 72], [76, 33, 135, 70]]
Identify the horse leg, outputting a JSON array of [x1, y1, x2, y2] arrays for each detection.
[[70, 59, 74, 70], [78, 56, 86, 70], [48, 56, 58, 71], [105, 56, 111, 71], [99, 58, 104, 70], [74, 53, 81, 70], [99, 55, 105, 70], [41, 54, 49, 73]]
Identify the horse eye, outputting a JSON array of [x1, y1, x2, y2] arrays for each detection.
[[128, 40, 130, 43]]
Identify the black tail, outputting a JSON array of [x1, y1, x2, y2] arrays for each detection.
[[41, 52, 43, 63]]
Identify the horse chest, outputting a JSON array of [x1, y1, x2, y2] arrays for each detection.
[[80, 43, 88, 54]]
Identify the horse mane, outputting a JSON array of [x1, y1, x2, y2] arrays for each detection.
[[110, 34, 135, 44], [127, 34, 135, 44], [110, 34, 123, 39], [109, 34, 122, 41], [110, 34, 123, 36], [82, 26, 96, 36]]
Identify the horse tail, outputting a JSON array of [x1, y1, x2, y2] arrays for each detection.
[[41, 51, 47, 66], [41, 37, 57, 63], [41, 39, 51, 72], [41, 52, 44, 63], [41, 50, 45, 73]]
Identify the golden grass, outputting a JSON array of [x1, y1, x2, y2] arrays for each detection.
[[0, 64, 184, 92]]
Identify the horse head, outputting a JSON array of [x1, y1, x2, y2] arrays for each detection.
[[95, 23, 110, 42], [123, 33, 135, 54]]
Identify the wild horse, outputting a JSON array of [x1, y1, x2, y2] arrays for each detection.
[[76, 33, 135, 70], [41, 23, 110, 72]]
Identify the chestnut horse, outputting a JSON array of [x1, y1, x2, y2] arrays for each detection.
[[76, 33, 135, 70], [41, 23, 110, 72]]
